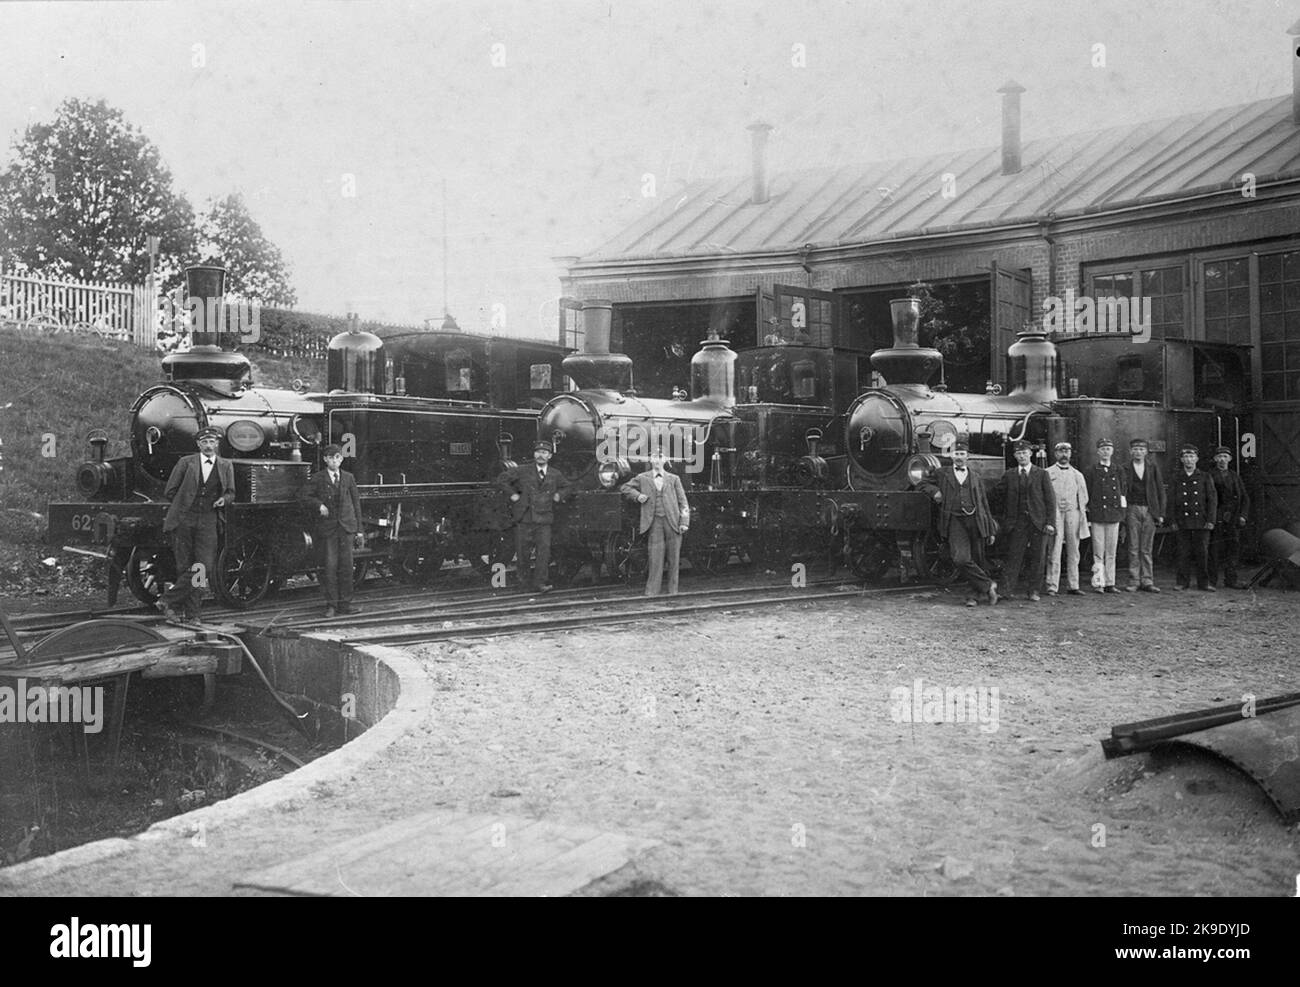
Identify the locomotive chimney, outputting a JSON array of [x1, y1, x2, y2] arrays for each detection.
[[1008, 327, 1059, 403], [1290, 20, 1300, 125], [868, 297, 943, 387], [748, 122, 773, 205], [160, 263, 252, 396], [561, 300, 634, 391], [998, 80, 1026, 176]]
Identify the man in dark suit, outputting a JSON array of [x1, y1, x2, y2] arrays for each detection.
[[995, 439, 1056, 601], [301, 443, 364, 616], [1168, 444, 1218, 592], [1208, 446, 1250, 589], [498, 441, 571, 593], [157, 426, 235, 623], [1123, 437, 1166, 593], [919, 441, 998, 606], [621, 451, 691, 596]]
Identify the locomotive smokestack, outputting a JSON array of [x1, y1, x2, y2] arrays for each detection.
[[998, 80, 1026, 176], [1008, 328, 1058, 403], [748, 122, 773, 205], [1290, 20, 1300, 125], [561, 300, 634, 391], [869, 297, 943, 387]]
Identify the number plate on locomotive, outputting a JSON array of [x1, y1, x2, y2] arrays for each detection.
[[449, 442, 472, 456]]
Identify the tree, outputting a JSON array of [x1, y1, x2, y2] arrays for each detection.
[[0, 98, 197, 288], [198, 193, 297, 306]]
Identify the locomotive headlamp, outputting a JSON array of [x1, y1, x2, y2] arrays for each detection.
[[226, 419, 266, 453], [597, 459, 628, 489], [906, 454, 941, 486]]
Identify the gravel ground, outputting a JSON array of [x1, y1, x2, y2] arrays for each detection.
[[4, 580, 1299, 896]]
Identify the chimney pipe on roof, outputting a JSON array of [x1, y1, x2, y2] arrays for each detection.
[[748, 122, 773, 204], [1290, 20, 1300, 125], [998, 80, 1026, 175]]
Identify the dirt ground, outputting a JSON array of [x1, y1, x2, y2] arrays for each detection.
[[4, 573, 1298, 896]]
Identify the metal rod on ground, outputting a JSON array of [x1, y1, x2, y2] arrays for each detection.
[[1102, 691, 1300, 758]]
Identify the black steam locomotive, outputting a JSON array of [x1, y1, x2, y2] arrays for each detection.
[[48, 267, 567, 607]]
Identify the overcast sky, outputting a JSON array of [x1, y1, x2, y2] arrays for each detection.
[[0, 0, 1291, 335]]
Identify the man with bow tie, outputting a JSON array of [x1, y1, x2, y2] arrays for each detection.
[[995, 439, 1056, 601], [919, 441, 997, 606], [157, 426, 235, 623], [498, 440, 572, 593], [302, 443, 365, 616], [621, 451, 691, 596]]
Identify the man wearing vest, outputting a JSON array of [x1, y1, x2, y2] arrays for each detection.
[[919, 441, 998, 606], [302, 443, 365, 616], [1123, 438, 1166, 593], [1083, 437, 1127, 594], [621, 451, 691, 596], [498, 441, 571, 593], [1208, 445, 1250, 589], [1045, 441, 1090, 596], [157, 426, 235, 623], [1168, 444, 1218, 592], [995, 439, 1057, 601]]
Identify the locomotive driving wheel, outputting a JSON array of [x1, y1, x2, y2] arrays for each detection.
[[392, 545, 444, 584], [604, 529, 648, 585], [214, 534, 273, 608], [124, 546, 175, 607], [848, 536, 896, 584]]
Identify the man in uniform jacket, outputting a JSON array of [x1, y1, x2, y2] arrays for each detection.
[[1123, 438, 1166, 593], [1207, 445, 1249, 589], [621, 451, 691, 596], [498, 441, 571, 592], [1044, 441, 1090, 596], [995, 439, 1056, 601], [919, 441, 998, 606], [1167, 444, 1218, 592], [301, 443, 364, 616], [1083, 437, 1128, 594], [157, 426, 235, 622], [1170, 447, 1216, 595]]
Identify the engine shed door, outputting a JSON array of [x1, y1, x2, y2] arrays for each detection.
[[990, 263, 1032, 389]]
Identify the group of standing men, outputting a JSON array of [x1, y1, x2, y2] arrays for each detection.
[[924, 436, 1250, 607]]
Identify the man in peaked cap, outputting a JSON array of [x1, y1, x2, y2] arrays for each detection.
[[301, 442, 364, 616], [919, 441, 998, 606], [1167, 444, 1218, 591], [1045, 441, 1090, 596], [1084, 437, 1127, 594], [1123, 437, 1165, 592], [498, 440, 572, 593], [995, 439, 1056, 601], [157, 426, 235, 623], [1207, 445, 1249, 589]]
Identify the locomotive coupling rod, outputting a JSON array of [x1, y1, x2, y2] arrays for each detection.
[[1101, 691, 1300, 759]]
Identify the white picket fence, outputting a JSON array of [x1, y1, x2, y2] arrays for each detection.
[[0, 265, 159, 348]]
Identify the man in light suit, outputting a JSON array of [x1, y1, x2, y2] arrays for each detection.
[[301, 443, 365, 616], [497, 441, 571, 593], [157, 426, 235, 623], [995, 439, 1057, 602], [1044, 441, 1090, 596], [621, 451, 690, 596]]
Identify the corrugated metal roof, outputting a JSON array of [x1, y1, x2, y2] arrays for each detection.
[[580, 95, 1300, 264]]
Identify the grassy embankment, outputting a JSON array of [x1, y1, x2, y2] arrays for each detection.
[[0, 329, 323, 596]]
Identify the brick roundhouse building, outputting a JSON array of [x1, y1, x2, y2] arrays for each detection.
[[558, 28, 1300, 528]]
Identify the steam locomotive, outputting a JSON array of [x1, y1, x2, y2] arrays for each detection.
[[48, 266, 567, 607]]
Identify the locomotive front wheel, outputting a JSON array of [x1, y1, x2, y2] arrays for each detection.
[[393, 547, 444, 584], [124, 546, 175, 606], [604, 530, 648, 585], [849, 538, 896, 583], [214, 535, 273, 609]]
